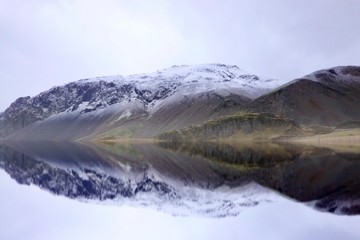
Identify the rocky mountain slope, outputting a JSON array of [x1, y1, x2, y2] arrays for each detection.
[[252, 66, 360, 126], [0, 64, 283, 140], [0, 64, 359, 141]]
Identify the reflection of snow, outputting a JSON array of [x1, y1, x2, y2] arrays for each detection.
[[1, 169, 360, 240], [111, 181, 281, 218]]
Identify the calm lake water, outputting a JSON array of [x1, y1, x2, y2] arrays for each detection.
[[1, 141, 360, 239]]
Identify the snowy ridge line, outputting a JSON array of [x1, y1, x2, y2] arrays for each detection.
[[1, 63, 287, 132], [301, 65, 360, 83], [75, 63, 283, 96]]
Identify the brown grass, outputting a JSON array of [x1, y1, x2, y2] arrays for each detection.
[[289, 129, 360, 152]]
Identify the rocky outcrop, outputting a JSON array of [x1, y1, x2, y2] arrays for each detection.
[[0, 80, 173, 138], [156, 112, 299, 141]]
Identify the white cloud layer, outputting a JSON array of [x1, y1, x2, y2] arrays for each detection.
[[1, 0, 360, 110]]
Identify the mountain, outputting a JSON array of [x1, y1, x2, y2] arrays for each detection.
[[1, 64, 359, 141], [252, 66, 360, 126], [0, 64, 284, 140]]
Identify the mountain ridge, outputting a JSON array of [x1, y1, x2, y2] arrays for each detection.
[[0, 64, 281, 140], [252, 66, 360, 126], [1, 64, 359, 141]]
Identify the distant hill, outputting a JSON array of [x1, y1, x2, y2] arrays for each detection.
[[252, 66, 360, 126]]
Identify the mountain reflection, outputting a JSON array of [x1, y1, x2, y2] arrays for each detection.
[[0, 141, 360, 216]]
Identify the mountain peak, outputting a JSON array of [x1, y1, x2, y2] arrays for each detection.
[[134, 63, 247, 78], [77, 63, 250, 84], [164, 63, 243, 72]]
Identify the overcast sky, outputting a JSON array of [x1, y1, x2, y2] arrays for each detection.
[[1, 0, 360, 111]]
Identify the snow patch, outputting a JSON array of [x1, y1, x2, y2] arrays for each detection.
[[115, 111, 132, 121]]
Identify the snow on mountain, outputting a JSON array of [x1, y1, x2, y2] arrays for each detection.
[[73, 63, 284, 115], [304, 66, 360, 83], [79, 63, 282, 96], [266, 66, 360, 95], [0, 64, 288, 138]]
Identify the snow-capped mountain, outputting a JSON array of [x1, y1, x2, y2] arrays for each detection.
[[0, 64, 285, 140], [1, 64, 359, 140]]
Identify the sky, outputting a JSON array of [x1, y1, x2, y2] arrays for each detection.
[[1, 0, 360, 111]]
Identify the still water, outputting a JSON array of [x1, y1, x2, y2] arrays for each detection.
[[1, 141, 360, 239]]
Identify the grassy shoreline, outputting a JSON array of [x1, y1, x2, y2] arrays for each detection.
[[286, 129, 360, 151], [94, 129, 360, 152]]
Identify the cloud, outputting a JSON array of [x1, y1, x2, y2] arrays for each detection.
[[1, 0, 360, 110]]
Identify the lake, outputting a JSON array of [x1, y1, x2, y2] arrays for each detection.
[[1, 141, 360, 239]]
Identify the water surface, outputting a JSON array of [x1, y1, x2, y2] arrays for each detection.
[[1, 141, 360, 216]]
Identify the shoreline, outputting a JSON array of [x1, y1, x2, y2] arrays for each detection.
[[94, 129, 360, 151]]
